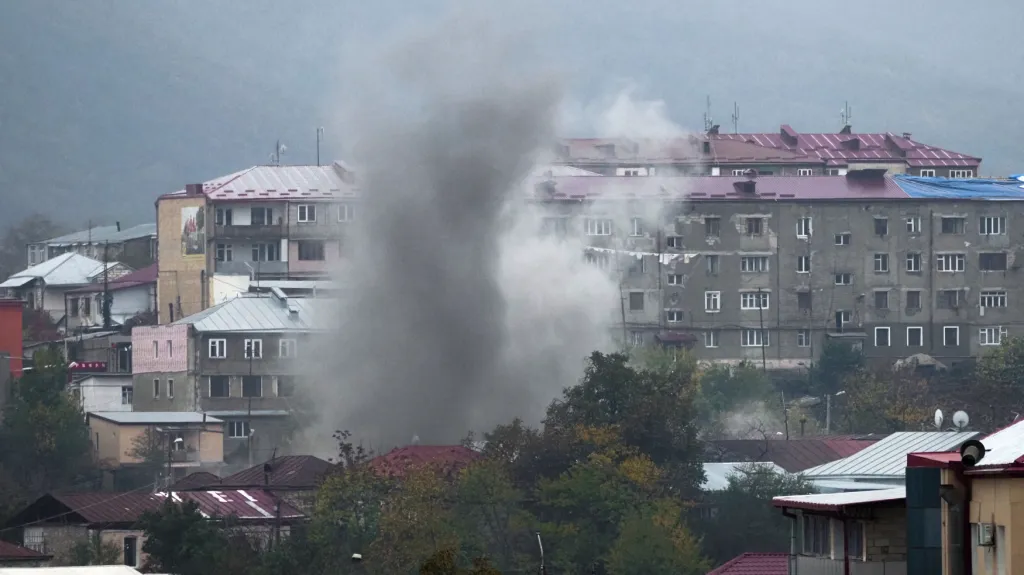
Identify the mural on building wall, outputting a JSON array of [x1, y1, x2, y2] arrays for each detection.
[[181, 206, 206, 257]]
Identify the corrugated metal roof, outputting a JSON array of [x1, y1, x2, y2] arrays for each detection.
[[43, 223, 156, 246], [43, 489, 303, 524], [971, 419, 1024, 468], [169, 472, 221, 491], [0, 253, 121, 287], [0, 540, 50, 560], [893, 175, 1024, 200], [702, 462, 788, 491], [219, 455, 333, 489], [194, 164, 356, 201], [706, 553, 788, 575], [89, 412, 223, 424], [801, 431, 979, 479], [773, 487, 906, 511], [67, 264, 157, 294], [173, 294, 331, 333], [708, 438, 878, 473], [369, 445, 480, 478]]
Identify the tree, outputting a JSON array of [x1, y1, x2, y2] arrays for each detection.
[[126, 426, 170, 488], [454, 459, 535, 572], [840, 367, 932, 433], [606, 500, 709, 575], [697, 463, 815, 565], [809, 341, 863, 396], [975, 336, 1024, 421], [139, 501, 229, 575], [63, 533, 121, 566], [0, 214, 64, 279]]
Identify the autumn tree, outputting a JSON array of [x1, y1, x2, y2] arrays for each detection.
[[838, 366, 932, 433], [63, 534, 121, 566], [606, 500, 708, 575], [139, 501, 231, 575], [454, 459, 535, 572]]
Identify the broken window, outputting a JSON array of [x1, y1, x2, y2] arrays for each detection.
[[906, 290, 922, 310], [979, 252, 1008, 271], [629, 292, 644, 311], [874, 291, 889, 309], [745, 217, 764, 236], [873, 218, 888, 236], [705, 217, 721, 238], [797, 291, 812, 310], [937, 290, 962, 309]]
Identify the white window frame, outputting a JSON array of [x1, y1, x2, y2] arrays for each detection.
[[244, 339, 263, 359], [741, 256, 769, 273], [208, 338, 226, 359], [216, 243, 233, 262], [919, 169, 936, 177], [252, 242, 280, 262], [950, 169, 974, 178], [797, 168, 814, 176], [706, 255, 719, 274], [167, 379, 174, 399], [835, 273, 853, 285], [797, 255, 811, 273], [907, 326, 923, 347], [937, 253, 966, 272], [874, 327, 891, 347], [666, 236, 683, 248], [731, 169, 747, 176], [980, 326, 1008, 346], [297, 204, 317, 223], [583, 217, 613, 236], [667, 274, 683, 285], [740, 291, 770, 310], [279, 339, 298, 358], [337, 203, 354, 223], [630, 217, 643, 237], [834, 232, 851, 246], [704, 330, 719, 348], [741, 329, 769, 347], [705, 291, 721, 313], [906, 253, 922, 272], [121, 386, 133, 405], [666, 310, 683, 323], [980, 291, 1007, 308], [944, 326, 960, 347], [153, 378, 160, 399], [796, 217, 812, 237], [874, 253, 890, 273], [797, 329, 811, 347], [980, 216, 1006, 236], [228, 421, 250, 439], [906, 216, 922, 233]]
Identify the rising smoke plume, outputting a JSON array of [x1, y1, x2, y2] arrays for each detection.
[[302, 7, 690, 452]]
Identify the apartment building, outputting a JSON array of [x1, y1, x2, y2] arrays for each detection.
[[536, 172, 1024, 366], [28, 223, 156, 269], [556, 124, 982, 177], [155, 163, 356, 323], [132, 290, 327, 470]]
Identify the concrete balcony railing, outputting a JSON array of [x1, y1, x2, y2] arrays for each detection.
[[214, 260, 288, 277], [214, 224, 284, 240], [794, 555, 907, 575]]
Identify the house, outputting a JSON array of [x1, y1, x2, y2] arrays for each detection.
[[26, 331, 134, 374], [5, 489, 304, 568], [86, 412, 225, 486], [773, 487, 908, 575], [706, 552, 788, 575], [0, 540, 51, 567], [70, 374, 133, 413], [131, 291, 330, 467], [368, 445, 481, 479], [707, 436, 880, 474], [28, 223, 156, 270], [155, 164, 356, 322], [702, 462, 790, 492], [215, 455, 333, 513], [63, 265, 157, 332], [0, 253, 130, 328], [905, 418, 1024, 575]]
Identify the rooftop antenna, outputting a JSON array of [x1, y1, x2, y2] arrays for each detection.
[[840, 102, 852, 130], [934, 409, 944, 430], [270, 140, 287, 166], [316, 127, 325, 167], [703, 95, 713, 132], [731, 102, 740, 133]]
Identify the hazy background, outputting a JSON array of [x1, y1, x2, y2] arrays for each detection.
[[1, 0, 1021, 229]]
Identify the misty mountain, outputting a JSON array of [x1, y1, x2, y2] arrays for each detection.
[[1, 0, 1021, 229]]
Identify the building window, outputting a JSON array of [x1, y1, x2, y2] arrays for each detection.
[[979, 252, 1008, 271], [583, 218, 613, 236], [874, 253, 890, 273], [980, 327, 1008, 346], [938, 290, 962, 309], [873, 217, 888, 236], [797, 329, 811, 347], [797, 255, 811, 273], [950, 169, 974, 178], [297, 240, 326, 261], [706, 255, 719, 274], [834, 232, 851, 246], [166, 340, 172, 358], [668, 274, 683, 285], [906, 216, 922, 233], [705, 291, 721, 312], [745, 217, 764, 236], [629, 217, 643, 237], [847, 521, 865, 561], [705, 217, 721, 238], [797, 168, 813, 176], [628, 292, 644, 311], [278, 376, 296, 397], [875, 327, 891, 347], [153, 378, 160, 398], [919, 169, 936, 177], [666, 236, 683, 248], [153, 340, 159, 359], [826, 168, 842, 176], [741, 256, 769, 272], [797, 291, 812, 310], [936, 254, 966, 272], [215, 208, 233, 226], [250, 207, 273, 226], [629, 331, 643, 347], [837, 310, 852, 327], [835, 273, 853, 285], [208, 338, 226, 359], [121, 386, 133, 405], [541, 217, 568, 237], [242, 376, 262, 397], [802, 515, 830, 556], [228, 421, 250, 439], [338, 203, 354, 223], [244, 339, 263, 359], [585, 251, 610, 269], [741, 329, 769, 347], [980, 291, 1007, 308], [70, 297, 79, 316], [209, 376, 229, 398], [279, 339, 297, 358], [874, 290, 889, 309], [740, 291, 769, 310], [167, 379, 174, 399], [796, 217, 812, 237], [629, 256, 647, 276], [704, 331, 719, 348], [216, 243, 233, 262], [980, 216, 1005, 235], [297, 204, 317, 223], [731, 169, 747, 176], [123, 536, 138, 567], [944, 326, 960, 346], [666, 310, 683, 323], [907, 326, 923, 347], [252, 242, 281, 262], [941, 217, 966, 234], [906, 290, 922, 310], [84, 297, 92, 316], [906, 253, 922, 272]]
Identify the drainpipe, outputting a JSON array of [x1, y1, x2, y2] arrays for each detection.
[[782, 508, 798, 575], [841, 513, 850, 575]]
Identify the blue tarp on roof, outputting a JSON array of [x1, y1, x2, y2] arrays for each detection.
[[894, 175, 1024, 200]]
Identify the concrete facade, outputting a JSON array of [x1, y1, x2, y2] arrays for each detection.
[[156, 193, 210, 323]]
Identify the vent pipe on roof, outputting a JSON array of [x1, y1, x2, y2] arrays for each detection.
[[115, 221, 121, 232], [270, 287, 289, 304]]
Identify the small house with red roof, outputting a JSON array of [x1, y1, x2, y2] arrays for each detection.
[[706, 552, 787, 575], [0, 539, 51, 567]]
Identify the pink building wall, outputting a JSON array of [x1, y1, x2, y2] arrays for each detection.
[[288, 240, 341, 274], [132, 324, 189, 373]]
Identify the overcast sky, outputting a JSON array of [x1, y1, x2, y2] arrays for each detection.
[[1, 0, 1020, 228]]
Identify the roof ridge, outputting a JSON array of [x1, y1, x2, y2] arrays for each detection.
[[205, 166, 259, 194]]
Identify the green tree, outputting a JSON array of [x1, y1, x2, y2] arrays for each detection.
[[454, 459, 535, 572], [809, 341, 863, 396], [126, 426, 170, 487], [697, 463, 815, 565], [840, 367, 931, 433], [63, 533, 121, 566], [606, 500, 709, 575], [139, 500, 229, 575]]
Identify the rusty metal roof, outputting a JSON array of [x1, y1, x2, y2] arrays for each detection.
[[0, 540, 50, 560], [219, 455, 333, 489], [708, 438, 879, 473], [369, 445, 480, 478], [559, 137, 814, 165], [169, 472, 222, 491], [707, 553, 788, 575]]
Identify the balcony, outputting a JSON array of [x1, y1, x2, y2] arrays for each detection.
[[214, 260, 288, 277], [214, 223, 284, 240], [794, 556, 906, 575]]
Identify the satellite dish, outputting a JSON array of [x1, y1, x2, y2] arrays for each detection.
[[952, 411, 970, 430], [934, 409, 944, 430]]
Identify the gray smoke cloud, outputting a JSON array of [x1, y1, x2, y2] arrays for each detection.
[[299, 7, 691, 453]]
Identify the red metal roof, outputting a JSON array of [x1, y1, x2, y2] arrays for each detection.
[[66, 264, 157, 294], [709, 438, 879, 473], [560, 137, 815, 165], [169, 471, 222, 491], [219, 455, 333, 489], [369, 445, 480, 478], [707, 552, 788, 575], [0, 539, 50, 560], [713, 127, 980, 168]]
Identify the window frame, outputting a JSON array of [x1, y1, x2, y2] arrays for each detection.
[[228, 421, 251, 439], [834, 232, 851, 246], [629, 217, 644, 237], [666, 236, 683, 248], [980, 291, 1007, 308], [745, 217, 764, 236], [243, 338, 263, 359], [980, 216, 1006, 236], [666, 310, 683, 323], [979, 252, 1008, 272], [740, 291, 770, 310], [337, 203, 354, 223], [919, 169, 936, 177], [907, 326, 923, 347], [741, 329, 769, 348], [167, 378, 174, 399], [950, 169, 974, 178], [874, 327, 891, 347], [153, 378, 160, 399], [940, 217, 966, 234], [936, 253, 966, 272], [906, 252, 922, 272], [279, 338, 298, 358], [873, 253, 890, 273], [796, 217, 812, 237], [906, 216, 922, 233], [242, 375, 263, 398], [740, 256, 769, 273], [297, 204, 317, 223], [667, 274, 683, 285], [209, 375, 230, 398], [628, 291, 644, 311], [797, 329, 811, 348], [583, 217, 613, 236], [874, 290, 889, 310], [704, 330, 719, 348], [797, 168, 813, 177], [797, 255, 811, 274], [906, 290, 922, 310], [705, 255, 719, 274], [297, 240, 327, 261], [873, 217, 889, 236], [704, 291, 721, 313], [216, 243, 233, 262], [944, 326, 960, 347], [208, 338, 227, 359], [835, 273, 853, 285], [704, 217, 721, 238], [980, 326, 1008, 346]]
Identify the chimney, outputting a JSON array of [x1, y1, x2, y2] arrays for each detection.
[[902, 132, 912, 139], [115, 221, 121, 232], [780, 124, 799, 146], [839, 124, 853, 135], [184, 183, 203, 196]]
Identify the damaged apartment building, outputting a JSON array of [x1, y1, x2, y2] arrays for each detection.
[[535, 170, 1024, 367]]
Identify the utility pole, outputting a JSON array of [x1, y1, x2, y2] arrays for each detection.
[[165, 428, 172, 489], [781, 391, 789, 440], [247, 397, 254, 468], [826, 394, 832, 435], [757, 287, 767, 370], [102, 241, 111, 329], [316, 127, 324, 167]]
